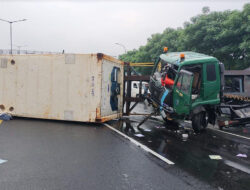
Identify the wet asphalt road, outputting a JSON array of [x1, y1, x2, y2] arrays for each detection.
[[108, 117, 250, 190], [0, 108, 250, 190], [0, 118, 215, 190]]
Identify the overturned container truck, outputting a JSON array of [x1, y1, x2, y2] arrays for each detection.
[[0, 53, 123, 122]]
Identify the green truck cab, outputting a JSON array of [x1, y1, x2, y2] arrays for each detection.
[[149, 51, 224, 132]]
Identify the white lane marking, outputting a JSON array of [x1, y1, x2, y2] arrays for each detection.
[[224, 160, 250, 174], [104, 123, 174, 165], [208, 127, 250, 140], [0, 159, 7, 164]]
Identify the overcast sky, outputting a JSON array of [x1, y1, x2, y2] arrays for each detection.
[[0, 0, 249, 56]]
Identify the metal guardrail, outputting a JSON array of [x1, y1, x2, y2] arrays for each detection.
[[130, 62, 154, 67], [0, 49, 60, 55]]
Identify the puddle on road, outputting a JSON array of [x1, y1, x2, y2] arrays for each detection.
[[108, 117, 250, 190]]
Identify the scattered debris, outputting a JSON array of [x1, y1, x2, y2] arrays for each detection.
[[209, 155, 222, 160], [0, 113, 12, 121], [155, 125, 165, 129], [181, 134, 188, 141], [243, 128, 248, 133], [122, 174, 128, 178], [134, 134, 144, 138], [176, 130, 181, 134], [0, 159, 7, 164], [236, 154, 247, 158]]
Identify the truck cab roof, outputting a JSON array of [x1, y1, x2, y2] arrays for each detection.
[[160, 51, 218, 67]]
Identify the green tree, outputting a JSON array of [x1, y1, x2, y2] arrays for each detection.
[[119, 4, 250, 72], [202, 6, 210, 14]]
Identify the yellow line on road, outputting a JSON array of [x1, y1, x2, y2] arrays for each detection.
[[0, 120, 2, 124]]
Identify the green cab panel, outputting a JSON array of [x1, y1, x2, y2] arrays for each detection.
[[202, 62, 221, 102], [173, 70, 194, 115]]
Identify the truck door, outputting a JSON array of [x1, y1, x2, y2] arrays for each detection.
[[173, 70, 193, 115]]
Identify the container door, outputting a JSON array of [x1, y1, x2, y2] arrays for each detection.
[[110, 67, 121, 111], [101, 59, 123, 117], [173, 70, 193, 115]]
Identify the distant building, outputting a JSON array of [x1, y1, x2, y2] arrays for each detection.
[[224, 67, 250, 96]]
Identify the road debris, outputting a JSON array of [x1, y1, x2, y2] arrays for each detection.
[[134, 133, 144, 138], [181, 134, 188, 141], [209, 155, 223, 160], [0, 159, 7, 164], [236, 154, 247, 158], [0, 113, 12, 121]]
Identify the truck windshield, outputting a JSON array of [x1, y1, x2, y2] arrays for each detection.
[[176, 73, 192, 95], [154, 59, 167, 73]]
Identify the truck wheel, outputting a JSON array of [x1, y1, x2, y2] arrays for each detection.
[[192, 112, 208, 133]]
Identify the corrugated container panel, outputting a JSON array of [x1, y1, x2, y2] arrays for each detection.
[[0, 53, 123, 122]]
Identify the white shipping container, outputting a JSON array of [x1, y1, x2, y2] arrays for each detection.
[[0, 53, 124, 122]]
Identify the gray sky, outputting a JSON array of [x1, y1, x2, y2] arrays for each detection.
[[0, 0, 249, 56]]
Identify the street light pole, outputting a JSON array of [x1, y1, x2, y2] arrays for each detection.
[[0, 18, 27, 55], [10, 23, 12, 54], [115, 43, 127, 54]]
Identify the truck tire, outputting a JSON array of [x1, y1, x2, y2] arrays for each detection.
[[192, 111, 208, 133]]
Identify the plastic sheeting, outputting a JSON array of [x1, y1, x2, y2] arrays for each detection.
[[0, 113, 12, 121]]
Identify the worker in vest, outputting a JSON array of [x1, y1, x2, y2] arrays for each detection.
[[161, 65, 174, 88]]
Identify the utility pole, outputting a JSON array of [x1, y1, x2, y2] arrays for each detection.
[[0, 18, 27, 55]]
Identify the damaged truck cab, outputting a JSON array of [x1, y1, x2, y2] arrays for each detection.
[[149, 51, 224, 132]]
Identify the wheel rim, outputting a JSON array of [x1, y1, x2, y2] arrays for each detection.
[[201, 112, 209, 128]]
